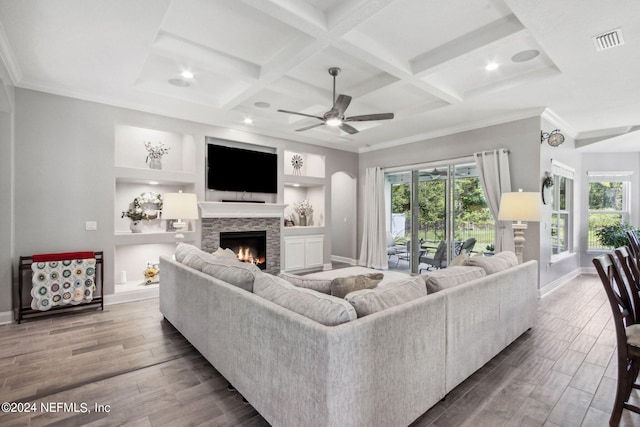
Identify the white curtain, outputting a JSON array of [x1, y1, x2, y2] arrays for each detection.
[[474, 149, 514, 253], [359, 167, 388, 269]]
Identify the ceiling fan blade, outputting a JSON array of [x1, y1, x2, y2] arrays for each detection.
[[339, 123, 359, 135], [344, 113, 394, 122], [277, 109, 324, 120], [331, 94, 352, 116], [296, 122, 326, 132]]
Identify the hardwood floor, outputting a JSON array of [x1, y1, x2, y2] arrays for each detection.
[[0, 273, 637, 426]]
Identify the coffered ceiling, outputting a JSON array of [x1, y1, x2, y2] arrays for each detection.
[[0, 0, 638, 152]]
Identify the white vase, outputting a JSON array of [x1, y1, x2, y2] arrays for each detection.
[[147, 158, 162, 170], [130, 220, 144, 233]]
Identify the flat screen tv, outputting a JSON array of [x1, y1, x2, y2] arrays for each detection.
[[207, 144, 278, 194]]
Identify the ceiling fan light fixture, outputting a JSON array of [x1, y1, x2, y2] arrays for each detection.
[[326, 117, 342, 127]]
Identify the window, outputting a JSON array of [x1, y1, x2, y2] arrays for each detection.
[[587, 171, 632, 250], [550, 162, 575, 257]]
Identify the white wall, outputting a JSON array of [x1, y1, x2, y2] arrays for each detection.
[[11, 88, 358, 304], [0, 110, 13, 315], [538, 118, 582, 290], [331, 172, 357, 261]]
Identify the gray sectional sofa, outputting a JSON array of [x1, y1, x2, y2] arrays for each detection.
[[159, 244, 538, 427]]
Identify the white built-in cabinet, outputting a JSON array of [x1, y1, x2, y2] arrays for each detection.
[[284, 235, 324, 271], [113, 124, 196, 295], [282, 150, 326, 271]]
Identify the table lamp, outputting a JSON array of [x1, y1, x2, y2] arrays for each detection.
[[162, 192, 199, 242], [498, 189, 541, 263]]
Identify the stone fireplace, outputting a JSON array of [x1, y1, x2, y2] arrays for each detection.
[[220, 230, 267, 270], [199, 202, 286, 275]]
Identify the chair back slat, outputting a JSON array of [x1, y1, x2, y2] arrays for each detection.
[[613, 246, 640, 324], [627, 230, 640, 263], [593, 255, 635, 332]]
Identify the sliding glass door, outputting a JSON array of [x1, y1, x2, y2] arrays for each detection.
[[386, 161, 493, 274]]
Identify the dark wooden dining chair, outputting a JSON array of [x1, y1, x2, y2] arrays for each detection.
[[627, 230, 640, 265], [593, 252, 640, 426]]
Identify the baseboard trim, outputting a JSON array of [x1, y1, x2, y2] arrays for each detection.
[[104, 287, 159, 305], [0, 310, 13, 325], [331, 255, 357, 265], [539, 268, 581, 298]]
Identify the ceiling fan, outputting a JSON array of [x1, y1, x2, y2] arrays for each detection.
[[277, 67, 394, 135]]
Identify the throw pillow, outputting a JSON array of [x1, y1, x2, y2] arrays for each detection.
[[212, 247, 238, 260], [278, 272, 332, 294], [330, 273, 383, 299], [421, 266, 486, 293], [462, 251, 518, 275], [254, 274, 356, 326], [345, 276, 427, 317], [449, 249, 467, 267]]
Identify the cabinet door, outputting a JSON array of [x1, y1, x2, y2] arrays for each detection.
[[284, 237, 306, 271], [304, 236, 324, 268]]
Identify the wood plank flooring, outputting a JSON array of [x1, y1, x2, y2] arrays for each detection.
[[0, 273, 637, 426]]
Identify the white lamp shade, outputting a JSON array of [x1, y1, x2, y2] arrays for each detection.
[[498, 191, 541, 222], [162, 193, 199, 220]]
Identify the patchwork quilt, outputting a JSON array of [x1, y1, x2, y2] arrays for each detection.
[[31, 258, 97, 311]]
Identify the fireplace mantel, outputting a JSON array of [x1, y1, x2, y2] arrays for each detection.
[[199, 202, 287, 218]]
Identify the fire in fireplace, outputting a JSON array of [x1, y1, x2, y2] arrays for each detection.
[[219, 230, 267, 270]]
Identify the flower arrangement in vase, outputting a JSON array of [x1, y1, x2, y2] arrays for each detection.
[[144, 141, 170, 170], [293, 199, 313, 226], [121, 192, 163, 233]]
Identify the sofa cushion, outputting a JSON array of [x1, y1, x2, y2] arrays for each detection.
[[254, 274, 357, 326], [175, 243, 215, 271], [278, 272, 332, 294], [449, 249, 467, 267], [175, 243, 260, 292], [330, 273, 383, 299], [213, 247, 238, 260], [421, 266, 486, 293], [462, 251, 518, 275], [345, 276, 427, 317]]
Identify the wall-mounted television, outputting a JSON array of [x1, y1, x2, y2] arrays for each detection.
[[207, 144, 278, 194]]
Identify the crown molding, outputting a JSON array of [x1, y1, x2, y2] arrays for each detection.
[[540, 108, 577, 139], [0, 20, 21, 85], [358, 107, 547, 153]]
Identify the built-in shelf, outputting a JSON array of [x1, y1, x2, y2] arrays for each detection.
[[114, 167, 197, 185], [114, 231, 196, 245], [283, 226, 325, 236], [283, 175, 325, 187], [113, 124, 198, 300]]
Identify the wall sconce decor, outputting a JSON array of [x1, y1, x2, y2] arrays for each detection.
[[541, 129, 565, 147]]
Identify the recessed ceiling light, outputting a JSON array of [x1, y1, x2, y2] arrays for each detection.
[[168, 78, 190, 87], [254, 101, 270, 108], [181, 70, 194, 79], [484, 62, 499, 71], [243, 118, 253, 125], [511, 50, 540, 63], [148, 181, 159, 185], [293, 183, 301, 187]]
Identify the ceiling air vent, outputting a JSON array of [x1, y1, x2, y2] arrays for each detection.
[[593, 28, 624, 51]]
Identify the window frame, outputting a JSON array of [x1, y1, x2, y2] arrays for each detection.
[[550, 161, 575, 261], [587, 171, 632, 251]]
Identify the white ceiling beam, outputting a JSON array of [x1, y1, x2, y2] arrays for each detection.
[[411, 14, 525, 76], [239, 0, 327, 36], [153, 32, 260, 81], [220, 0, 402, 110], [338, 32, 462, 105], [0, 20, 21, 86]]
